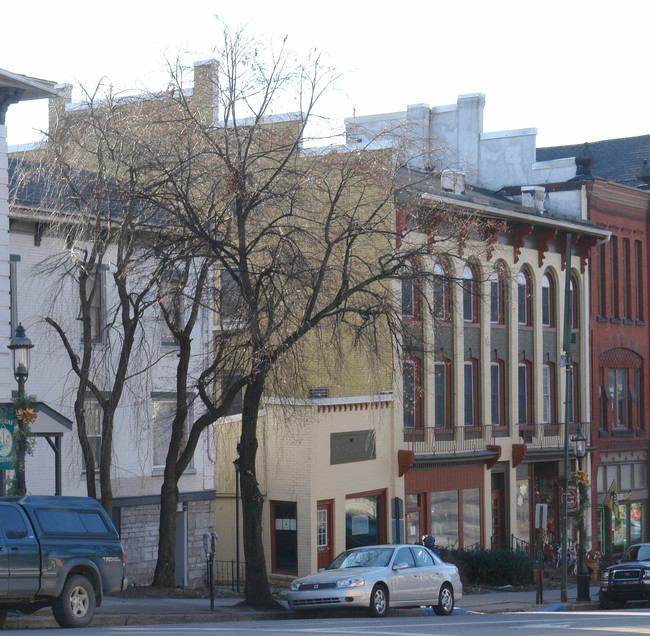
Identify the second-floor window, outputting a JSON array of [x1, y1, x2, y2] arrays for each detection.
[[464, 360, 477, 426], [490, 360, 504, 426], [84, 398, 101, 469], [403, 357, 421, 428], [433, 262, 450, 321], [434, 360, 450, 428], [82, 268, 105, 344], [542, 363, 555, 424], [518, 362, 531, 424]]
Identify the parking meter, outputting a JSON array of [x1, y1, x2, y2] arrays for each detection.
[[203, 532, 218, 610]]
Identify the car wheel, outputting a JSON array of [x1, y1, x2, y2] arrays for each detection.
[[52, 574, 96, 628], [0, 609, 6, 628], [433, 583, 454, 616], [369, 583, 389, 617]]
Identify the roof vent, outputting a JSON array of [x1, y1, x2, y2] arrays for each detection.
[[308, 387, 329, 399]]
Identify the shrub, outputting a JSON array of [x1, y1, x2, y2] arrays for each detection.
[[450, 548, 535, 587]]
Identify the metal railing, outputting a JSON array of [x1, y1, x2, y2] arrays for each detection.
[[517, 421, 592, 449], [404, 425, 496, 455], [212, 560, 246, 591]]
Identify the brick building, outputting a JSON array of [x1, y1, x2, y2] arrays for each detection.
[[538, 139, 650, 557]]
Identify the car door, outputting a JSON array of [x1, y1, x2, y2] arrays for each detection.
[[411, 545, 443, 602], [0, 504, 40, 595], [0, 524, 8, 594], [390, 546, 419, 604]]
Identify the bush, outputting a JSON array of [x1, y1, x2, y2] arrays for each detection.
[[449, 548, 534, 587]]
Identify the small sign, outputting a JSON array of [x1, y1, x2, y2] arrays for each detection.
[[567, 482, 578, 515], [0, 411, 14, 470]]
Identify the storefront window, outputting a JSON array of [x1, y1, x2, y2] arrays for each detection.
[[515, 478, 530, 543], [463, 488, 481, 548], [612, 506, 627, 547], [346, 496, 379, 549], [406, 511, 420, 544], [631, 503, 645, 544], [430, 490, 458, 549]]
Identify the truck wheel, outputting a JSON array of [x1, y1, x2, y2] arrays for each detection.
[[52, 574, 96, 628]]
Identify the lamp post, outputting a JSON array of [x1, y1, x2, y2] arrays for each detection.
[[7, 324, 33, 494], [572, 425, 590, 602], [233, 458, 241, 594]]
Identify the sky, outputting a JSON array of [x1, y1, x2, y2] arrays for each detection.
[[3, 0, 649, 149]]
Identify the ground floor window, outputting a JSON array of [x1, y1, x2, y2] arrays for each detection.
[[515, 477, 530, 544], [346, 492, 386, 549], [463, 488, 481, 549], [599, 501, 646, 553], [270, 501, 297, 573]]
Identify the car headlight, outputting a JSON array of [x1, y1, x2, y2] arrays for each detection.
[[290, 580, 301, 591], [336, 576, 365, 588], [600, 571, 610, 583], [643, 570, 650, 580]]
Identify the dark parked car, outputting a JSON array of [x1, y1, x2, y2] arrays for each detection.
[[0, 495, 127, 628], [600, 543, 650, 609]]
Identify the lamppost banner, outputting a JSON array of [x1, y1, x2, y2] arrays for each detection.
[[0, 411, 15, 470]]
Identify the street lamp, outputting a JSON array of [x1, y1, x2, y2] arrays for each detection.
[[233, 458, 241, 594], [7, 324, 34, 494], [571, 425, 590, 602]]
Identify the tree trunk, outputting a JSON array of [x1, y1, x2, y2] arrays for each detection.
[[239, 375, 276, 607], [152, 476, 179, 587]]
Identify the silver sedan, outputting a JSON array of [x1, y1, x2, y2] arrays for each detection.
[[287, 544, 462, 617]]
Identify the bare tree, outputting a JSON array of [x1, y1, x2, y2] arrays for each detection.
[[134, 25, 496, 604]]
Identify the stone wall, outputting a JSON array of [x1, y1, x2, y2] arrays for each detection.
[[118, 498, 215, 589]]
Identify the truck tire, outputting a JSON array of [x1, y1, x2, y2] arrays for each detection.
[[52, 574, 96, 628]]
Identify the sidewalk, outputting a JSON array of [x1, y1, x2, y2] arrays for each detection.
[[4, 583, 604, 630]]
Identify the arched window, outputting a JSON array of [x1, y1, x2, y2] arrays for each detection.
[[542, 362, 555, 424], [518, 361, 532, 424], [517, 268, 532, 326], [463, 264, 477, 323], [569, 273, 579, 329], [490, 266, 505, 325], [490, 360, 505, 426], [403, 357, 422, 428], [433, 262, 450, 321], [434, 360, 450, 428], [401, 260, 417, 319], [464, 359, 478, 426], [541, 272, 554, 327]]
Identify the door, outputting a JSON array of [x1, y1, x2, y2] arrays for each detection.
[[0, 504, 40, 595], [491, 491, 503, 549], [411, 545, 443, 603], [390, 546, 420, 604], [271, 502, 297, 574], [317, 501, 333, 570]]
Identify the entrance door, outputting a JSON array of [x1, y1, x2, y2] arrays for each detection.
[[317, 501, 333, 569], [491, 491, 503, 549], [271, 501, 297, 574]]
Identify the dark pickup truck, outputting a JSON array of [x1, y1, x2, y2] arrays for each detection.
[[0, 495, 127, 628]]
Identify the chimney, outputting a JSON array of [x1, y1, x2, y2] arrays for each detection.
[[193, 60, 219, 126], [521, 185, 545, 213], [441, 169, 466, 194]]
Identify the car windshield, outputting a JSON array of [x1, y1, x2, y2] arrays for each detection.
[[326, 547, 394, 570], [622, 545, 650, 562]]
